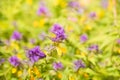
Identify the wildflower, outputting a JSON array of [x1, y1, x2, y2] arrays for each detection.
[[50, 24, 66, 42], [11, 31, 22, 40], [89, 12, 96, 19], [101, 0, 108, 9], [88, 44, 99, 52], [68, 1, 84, 14], [37, 3, 50, 17], [39, 19, 45, 27], [69, 76, 75, 80], [12, 68, 17, 73], [9, 56, 20, 67], [80, 34, 88, 43], [116, 39, 120, 44], [53, 62, 63, 71], [83, 73, 89, 78], [33, 66, 41, 77], [59, 0, 67, 8], [57, 72, 62, 79], [33, 21, 39, 27], [74, 60, 85, 71], [17, 70, 22, 77], [26, 0, 32, 5], [26, 46, 46, 63], [68, 1, 80, 8]]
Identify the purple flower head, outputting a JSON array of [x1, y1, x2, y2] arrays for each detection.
[[53, 62, 63, 71], [11, 31, 22, 40], [68, 1, 80, 8], [88, 44, 99, 52], [26, 46, 46, 63], [9, 56, 20, 67], [74, 60, 85, 71], [117, 39, 120, 44], [37, 5, 50, 16], [101, 0, 108, 9], [50, 24, 66, 42], [89, 12, 96, 19], [77, 8, 84, 15], [80, 34, 88, 43]]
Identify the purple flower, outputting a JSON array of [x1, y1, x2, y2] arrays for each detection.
[[80, 34, 88, 43], [88, 44, 99, 51], [89, 12, 96, 19], [37, 4, 50, 16], [74, 60, 85, 71], [11, 31, 22, 40], [50, 24, 66, 42], [53, 62, 63, 71], [68, 1, 80, 8], [9, 56, 20, 67], [116, 39, 120, 44], [26, 46, 46, 63], [101, 0, 108, 9]]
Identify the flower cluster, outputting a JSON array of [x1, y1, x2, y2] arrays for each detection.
[[9, 56, 20, 67], [50, 24, 66, 42], [11, 31, 22, 40], [53, 62, 63, 71], [26, 46, 46, 63], [74, 60, 85, 71]]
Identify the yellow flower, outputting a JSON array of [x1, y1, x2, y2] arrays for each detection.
[[80, 16, 86, 24], [33, 66, 41, 77], [17, 70, 22, 77], [98, 10, 105, 18], [28, 68, 33, 75], [39, 19, 45, 27], [66, 26, 73, 32], [117, 48, 120, 54], [69, 76, 75, 80], [83, 25, 92, 32], [30, 75, 35, 80], [10, 41, 20, 50], [57, 72, 62, 79], [33, 21, 39, 27], [57, 45, 67, 56], [53, 0, 59, 6], [12, 68, 17, 73], [83, 73, 89, 78], [81, 52, 86, 57], [17, 53, 22, 59], [57, 47, 62, 56], [26, 0, 32, 5], [108, 0, 114, 11], [59, 0, 67, 8], [53, 0, 67, 8]]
